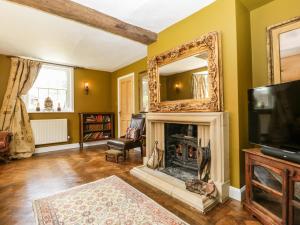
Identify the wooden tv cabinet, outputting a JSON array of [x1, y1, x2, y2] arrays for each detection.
[[244, 148, 300, 225]]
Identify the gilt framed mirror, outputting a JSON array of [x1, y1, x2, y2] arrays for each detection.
[[148, 31, 223, 112], [267, 17, 300, 84]]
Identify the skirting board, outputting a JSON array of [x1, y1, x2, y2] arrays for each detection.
[[34, 140, 108, 154], [229, 185, 246, 202]]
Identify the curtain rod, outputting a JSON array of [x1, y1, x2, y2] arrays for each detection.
[[6, 55, 81, 69]]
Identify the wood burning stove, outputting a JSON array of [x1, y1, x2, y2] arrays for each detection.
[[162, 123, 211, 182]]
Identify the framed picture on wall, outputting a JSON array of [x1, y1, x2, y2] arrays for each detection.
[[267, 17, 300, 84], [139, 71, 149, 113]]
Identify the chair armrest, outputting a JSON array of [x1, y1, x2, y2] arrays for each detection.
[[135, 135, 145, 142]]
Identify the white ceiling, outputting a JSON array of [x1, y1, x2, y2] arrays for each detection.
[[159, 54, 208, 76], [71, 0, 215, 33], [0, 0, 215, 72]]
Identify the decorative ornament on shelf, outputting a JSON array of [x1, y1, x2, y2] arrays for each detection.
[[57, 102, 61, 112], [44, 97, 53, 112], [35, 102, 40, 112]]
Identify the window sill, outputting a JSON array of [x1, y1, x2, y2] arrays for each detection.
[[28, 111, 74, 114]]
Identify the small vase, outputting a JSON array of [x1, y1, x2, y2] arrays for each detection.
[[57, 103, 61, 112], [36, 102, 40, 112]]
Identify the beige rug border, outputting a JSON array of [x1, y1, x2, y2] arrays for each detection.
[[32, 175, 190, 225]]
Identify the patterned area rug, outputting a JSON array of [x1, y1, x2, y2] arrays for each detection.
[[33, 175, 188, 225]]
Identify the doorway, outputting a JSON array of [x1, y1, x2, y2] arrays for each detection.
[[117, 73, 134, 137]]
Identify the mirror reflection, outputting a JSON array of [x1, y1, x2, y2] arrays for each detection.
[[279, 28, 300, 82], [159, 52, 209, 102]]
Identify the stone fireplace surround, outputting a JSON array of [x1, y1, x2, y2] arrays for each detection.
[[130, 112, 229, 213]]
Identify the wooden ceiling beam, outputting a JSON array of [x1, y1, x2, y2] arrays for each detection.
[[7, 0, 157, 45]]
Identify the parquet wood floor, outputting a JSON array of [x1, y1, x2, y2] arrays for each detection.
[[0, 146, 260, 225]]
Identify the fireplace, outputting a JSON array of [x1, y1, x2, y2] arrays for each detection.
[[130, 112, 229, 213], [161, 123, 212, 182]]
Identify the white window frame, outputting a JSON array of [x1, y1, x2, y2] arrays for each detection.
[[24, 64, 74, 113]]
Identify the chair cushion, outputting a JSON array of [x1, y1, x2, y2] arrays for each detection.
[[107, 137, 142, 150], [125, 127, 140, 140], [107, 138, 132, 149], [105, 149, 123, 156]]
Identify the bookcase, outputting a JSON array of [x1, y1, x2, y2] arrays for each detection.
[[79, 112, 114, 149]]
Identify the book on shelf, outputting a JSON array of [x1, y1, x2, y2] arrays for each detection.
[[103, 123, 111, 130], [83, 131, 111, 141], [85, 124, 104, 131], [84, 114, 111, 123], [84, 123, 112, 132]]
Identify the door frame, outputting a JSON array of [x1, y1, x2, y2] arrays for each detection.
[[117, 73, 135, 137]]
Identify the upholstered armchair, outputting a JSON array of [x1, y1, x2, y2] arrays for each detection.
[[0, 131, 12, 162], [107, 114, 145, 159]]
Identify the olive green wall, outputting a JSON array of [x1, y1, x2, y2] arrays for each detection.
[[111, 57, 147, 137], [161, 67, 207, 101], [251, 0, 300, 87], [240, 0, 274, 10], [0, 54, 112, 144], [235, 0, 253, 186]]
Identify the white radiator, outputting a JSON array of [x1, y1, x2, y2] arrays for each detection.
[[31, 119, 68, 145]]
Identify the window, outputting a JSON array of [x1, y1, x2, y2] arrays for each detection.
[[192, 71, 209, 99], [24, 64, 74, 112], [139, 72, 149, 112]]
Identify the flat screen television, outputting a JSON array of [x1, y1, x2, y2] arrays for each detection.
[[248, 80, 300, 162]]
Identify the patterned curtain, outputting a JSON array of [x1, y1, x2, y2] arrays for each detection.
[[192, 74, 208, 99], [0, 58, 41, 159]]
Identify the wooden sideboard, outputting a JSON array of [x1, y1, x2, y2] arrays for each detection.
[[244, 148, 300, 225]]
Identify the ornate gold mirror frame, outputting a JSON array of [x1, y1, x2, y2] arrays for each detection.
[[148, 31, 223, 112], [267, 17, 300, 84]]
